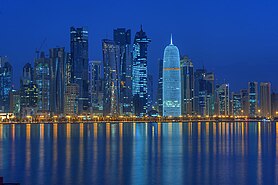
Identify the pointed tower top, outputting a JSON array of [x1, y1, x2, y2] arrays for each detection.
[[170, 34, 173, 45], [140, 24, 143, 31]]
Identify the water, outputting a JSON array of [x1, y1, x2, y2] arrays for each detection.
[[0, 122, 277, 185]]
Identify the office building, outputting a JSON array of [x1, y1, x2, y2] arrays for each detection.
[[232, 93, 241, 116], [260, 82, 271, 117], [215, 84, 230, 116], [113, 28, 133, 115], [240, 89, 248, 116], [49, 48, 66, 115], [64, 84, 79, 115], [102, 39, 120, 116], [248, 82, 258, 117], [34, 52, 50, 113], [181, 56, 194, 115], [70, 27, 89, 113], [157, 59, 163, 115], [132, 26, 151, 116], [88, 60, 103, 115], [162, 35, 181, 117], [0, 61, 13, 112]]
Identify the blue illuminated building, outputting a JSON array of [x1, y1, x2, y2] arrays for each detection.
[[162, 35, 181, 117]]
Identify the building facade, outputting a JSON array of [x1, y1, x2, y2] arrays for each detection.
[[162, 36, 181, 117], [70, 27, 89, 113], [132, 26, 151, 117], [260, 82, 271, 117], [181, 56, 194, 115], [248, 82, 258, 117]]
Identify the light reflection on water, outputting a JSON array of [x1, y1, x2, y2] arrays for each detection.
[[0, 122, 277, 185]]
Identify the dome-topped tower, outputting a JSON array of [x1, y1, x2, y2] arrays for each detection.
[[162, 35, 181, 117]]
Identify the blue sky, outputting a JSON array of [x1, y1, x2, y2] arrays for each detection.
[[1, 0, 278, 92]]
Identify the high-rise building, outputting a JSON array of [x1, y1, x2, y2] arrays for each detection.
[[271, 93, 278, 117], [70, 27, 89, 113], [49, 48, 66, 115], [132, 26, 151, 117], [0, 56, 8, 68], [20, 63, 38, 117], [114, 28, 133, 115], [240, 89, 248, 116], [157, 59, 163, 115], [102, 39, 120, 116], [9, 89, 20, 117], [204, 72, 215, 116], [147, 74, 154, 111], [34, 52, 50, 113], [163, 35, 181, 117], [64, 84, 79, 115], [215, 84, 230, 116], [232, 93, 241, 116], [0, 61, 13, 112], [194, 68, 206, 115], [88, 60, 103, 115], [181, 56, 194, 115], [260, 82, 271, 117], [248, 82, 258, 117]]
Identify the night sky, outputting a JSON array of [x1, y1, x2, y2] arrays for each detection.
[[1, 0, 278, 93]]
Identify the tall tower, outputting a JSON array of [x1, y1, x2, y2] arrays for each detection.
[[0, 61, 13, 112], [34, 52, 50, 113], [181, 56, 194, 115], [248, 82, 258, 117], [70, 27, 89, 113], [260, 82, 271, 117], [102, 39, 120, 116], [215, 83, 230, 116], [88, 60, 103, 114], [113, 28, 133, 115], [157, 59, 163, 115], [132, 26, 151, 117], [162, 35, 181, 117]]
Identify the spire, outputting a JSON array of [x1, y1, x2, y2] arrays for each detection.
[[140, 24, 143, 32], [170, 34, 173, 45]]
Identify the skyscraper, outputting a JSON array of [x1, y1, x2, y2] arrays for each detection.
[[88, 60, 103, 115], [132, 26, 151, 117], [64, 84, 79, 115], [271, 93, 278, 117], [114, 28, 133, 115], [20, 63, 38, 117], [232, 92, 241, 116], [248, 82, 258, 117], [193, 68, 215, 116], [49, 48, 66, 115], [215, 84, 229, 116], [0, 61, 13, 112], [147, 74, 154, 111], [162, 35, 181, 117], [102, 39, 120, 116], [70, 27, 89, 113], [260, 82, 271, 117], [157, 59, 163, 115], [181, 56, 194, 115], [240, 89, 248, 116], [34, 52, 50, 113]]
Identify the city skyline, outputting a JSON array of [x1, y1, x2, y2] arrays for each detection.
[[1, 0, 278, 92]]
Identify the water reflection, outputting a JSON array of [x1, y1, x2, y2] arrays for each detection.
[[0, 122, 277, 185]]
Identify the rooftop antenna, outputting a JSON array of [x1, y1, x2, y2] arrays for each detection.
[[170, 34, 173, 45]]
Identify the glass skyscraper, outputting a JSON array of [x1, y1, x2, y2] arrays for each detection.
[[181, 56, 194, 115], [248, 81, 258, 117], [70, 27, 89, 113], [132, 26, 151, 117], [113, 28, 133, 115], [162, 36, 181, 117], [34, 52, 50, 113], [102, 39, 120, 116], [0, 61, 13, 112], [49, 48, 66, 115]]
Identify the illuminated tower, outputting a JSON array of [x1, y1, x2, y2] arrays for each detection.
[[132, 26, 151, 116], [162, 35, 181, 117]]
